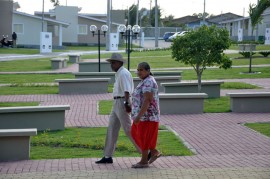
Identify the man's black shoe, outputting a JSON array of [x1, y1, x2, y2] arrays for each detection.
[[148, 151, 151, 161], [95, 157, 113, 164]]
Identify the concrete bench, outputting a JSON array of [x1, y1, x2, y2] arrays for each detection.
[[78, 61, 112, 72], [161, 80, 224, 98], [226, 92, 270, 113], [68, 54, 81, 63], [73, 72, 116, 84], [159, 93, 208, 114], [0, 128, 37, 161], [55, 78, 110, 94], [0, 105, 70, 131], [151, 71, 182, 77], [51, 58, 68, 69], [133, 76, 181, 92]]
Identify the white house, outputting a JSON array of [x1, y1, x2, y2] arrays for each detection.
[[219, 8, 270, 43], [13, 11, 69, 47]]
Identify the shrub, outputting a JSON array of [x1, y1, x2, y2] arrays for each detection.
[[239, 51, 256, 58], [259, 51, 270, 57]]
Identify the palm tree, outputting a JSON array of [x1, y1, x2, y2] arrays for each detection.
[[249, 0, 270, 36], [50, 0, 60, 6]]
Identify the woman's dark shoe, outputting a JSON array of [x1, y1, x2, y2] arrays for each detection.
[[95, 157, 113, 164], [149, 151, 162, 164], [131, 162, 149, 168]]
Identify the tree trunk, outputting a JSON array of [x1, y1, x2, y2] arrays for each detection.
[[196, 65, 202, 93]]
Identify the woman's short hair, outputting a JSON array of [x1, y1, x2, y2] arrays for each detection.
[[138, 62, 152, 75]]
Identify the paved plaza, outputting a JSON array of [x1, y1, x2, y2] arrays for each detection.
[[0, 46, 270, 178]]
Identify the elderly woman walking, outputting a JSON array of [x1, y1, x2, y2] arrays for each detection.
[[131, 62, 161, 168]]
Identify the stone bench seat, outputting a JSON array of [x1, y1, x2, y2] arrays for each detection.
[[73, 72, 115, 84], [0, 105, 70, 131], [0, 128, 37, 161], [78, 61, 112, 72], [134, 76, 181, 92], [161, 80, 224, 98], [51, 58, 68, 69], [226, 92, 270, 113], [159, 93, 208, 114], [68, 54, 81, 63], [55, 78, 110, 94]]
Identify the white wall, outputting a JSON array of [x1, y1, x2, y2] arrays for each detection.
[[55, 6, 78, 43], [13, 13, 47, 45]]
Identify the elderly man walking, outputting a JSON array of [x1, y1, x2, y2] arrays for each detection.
[[96, 53, 141, 164]]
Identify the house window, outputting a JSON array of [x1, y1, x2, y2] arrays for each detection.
[[13, 24, 23, 34], [78, 25, 87, 35]]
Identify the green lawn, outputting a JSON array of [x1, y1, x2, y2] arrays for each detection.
[[30, 127, 193, 159], [245, 123, 270, 137], [0, 102, 39, 107]]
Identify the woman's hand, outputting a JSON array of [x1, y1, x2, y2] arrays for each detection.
[[133, 116, 140, 124]]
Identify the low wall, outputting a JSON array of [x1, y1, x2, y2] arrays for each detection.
[[0, 105, 70, 131], [55, 78, 110, 94], [78, 61, 112, 72], [161, 80, 224, 98], [226, 92, 270, 113], [0, 128, 37, 161], [159, 93, 208, 114], [73, 72, 115, 84], [134, 76, 181, 92]]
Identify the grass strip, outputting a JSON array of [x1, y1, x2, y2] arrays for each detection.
[[245, 123, 270, 137], [30, 127, 193, 159]]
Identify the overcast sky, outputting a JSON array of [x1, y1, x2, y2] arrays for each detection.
[[15, 0, 258, 18]]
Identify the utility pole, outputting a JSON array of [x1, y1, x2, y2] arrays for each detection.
[[42, 0, 44, 32], [203, 0, 206, 25], [256, 0, 259, 41], [106, 0, 111, 51], [149, 0, 152, 26], [154, 0, 158, 47], [136, 0, 140, 25]]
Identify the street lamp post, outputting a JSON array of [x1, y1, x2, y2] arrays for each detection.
[[90, 25, 108, 72], [118, 24, 140, 71]]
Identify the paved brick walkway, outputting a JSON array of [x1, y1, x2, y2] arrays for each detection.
[[0, 89, 270, 178]]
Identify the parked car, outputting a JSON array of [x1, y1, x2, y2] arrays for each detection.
[[163, 32, 175, 42], [167, 31, 188, 42]]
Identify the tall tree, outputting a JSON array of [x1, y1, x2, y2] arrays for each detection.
[[171, 25, 232, 92], [150, 5, 162, 26]]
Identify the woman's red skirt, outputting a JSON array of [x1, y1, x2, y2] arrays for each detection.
[[131, 121, 159, 151]]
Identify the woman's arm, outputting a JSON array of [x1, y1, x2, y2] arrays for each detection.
[[134, 91, 153, 124]]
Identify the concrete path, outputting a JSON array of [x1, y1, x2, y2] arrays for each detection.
[[0, 79, 270, 178]]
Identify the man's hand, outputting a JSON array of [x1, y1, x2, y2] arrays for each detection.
[[125, 104, 131, 113], [124, 101, 131, 113]]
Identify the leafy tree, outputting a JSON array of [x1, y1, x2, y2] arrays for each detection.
[[127, 4, 138, 26], [249, 0, 270, 36], [171, 25, 232, 92], [163, 15, 181, 27], [50, 0, 60, 6], [149, 5, 162, 26]]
